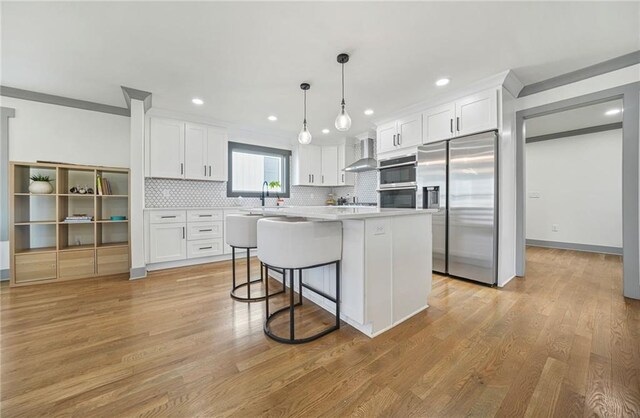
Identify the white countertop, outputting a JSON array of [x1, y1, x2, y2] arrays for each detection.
[[243, 206, 436, 220]]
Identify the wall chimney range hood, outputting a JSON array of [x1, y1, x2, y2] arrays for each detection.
[[344, 137, 376, 172]]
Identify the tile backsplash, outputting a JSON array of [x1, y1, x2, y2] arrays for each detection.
[[145, 179, 332, 208], [145, 139, 379, 208]]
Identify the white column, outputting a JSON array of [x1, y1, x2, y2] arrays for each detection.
[[129, 99, 146, 279]]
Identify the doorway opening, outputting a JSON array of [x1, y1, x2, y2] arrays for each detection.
[[515, 82, 639, 299], [524, 99, 623, 257]]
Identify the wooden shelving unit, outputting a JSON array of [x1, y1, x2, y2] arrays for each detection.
[[9, 161, 131, 286]]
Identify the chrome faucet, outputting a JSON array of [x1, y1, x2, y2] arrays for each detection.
[[261, 181, 269, 207]]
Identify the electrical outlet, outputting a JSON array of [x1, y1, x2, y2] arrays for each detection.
[[552, 224, 559, 232], [310, 193, 315, 199], [162, 189, 171, 198]]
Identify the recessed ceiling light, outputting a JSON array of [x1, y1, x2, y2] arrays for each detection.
[[268, 115, 278, 121], [364, 109, 374, 116], [322, 129, 330, 134], [605, 108, 622, 116], [435, 78, 450, 87], [192, 98, 204, 105]]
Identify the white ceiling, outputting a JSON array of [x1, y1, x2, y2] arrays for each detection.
[[1, 2, 638, 143], [526, 99, 624, 138]]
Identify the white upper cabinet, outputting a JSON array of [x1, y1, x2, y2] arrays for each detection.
[[184, 123, 208, 180], [376, 113, 422, 154], [149, 118, 185, 178], [377, 88, 499, 149], [148, 118, 227, 181], [206, 127, 228, 182], [455, 89, 498, 137], [377, 122, 398, 154], [337, 144, 355, 186], [396, 113, 422, 148], [293, 144, 322, 186], [422, 103, 455, 144], [293, 144, 352, 187], [321, 146, 338, 186]]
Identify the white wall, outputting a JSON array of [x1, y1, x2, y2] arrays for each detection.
[[526, 129, 622, 248], [3, 97, 130, 167], [1, 97, 130, 274]]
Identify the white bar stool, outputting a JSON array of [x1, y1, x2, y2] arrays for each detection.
[[226, 214, 284, 302], [257, 217, 343, 344]]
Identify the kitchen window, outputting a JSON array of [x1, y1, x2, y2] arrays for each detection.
[[227, 142, 291, 198]]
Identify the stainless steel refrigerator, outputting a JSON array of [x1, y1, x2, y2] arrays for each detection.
[[417, 131, 498, 285]]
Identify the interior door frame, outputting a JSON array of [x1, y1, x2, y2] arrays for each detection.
[[515, 82, 640, 299]]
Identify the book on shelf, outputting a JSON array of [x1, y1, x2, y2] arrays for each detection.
[[64, 214, 93, 223], [96, 175, 103, 195], [96, 175, 114, 195]]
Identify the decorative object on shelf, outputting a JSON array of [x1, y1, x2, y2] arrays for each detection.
[[298, 83, 312, 145], [69, 185, 94, 194], [28, 174, 54, 194], [110, 216, 127, 221], [334, 53, 352, 132], [268, 181, 285, 206]]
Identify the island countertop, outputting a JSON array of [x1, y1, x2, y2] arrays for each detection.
[[244, 206, 437, 220]]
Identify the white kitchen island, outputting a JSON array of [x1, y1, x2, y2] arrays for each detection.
[[246, 206, 436, 338]]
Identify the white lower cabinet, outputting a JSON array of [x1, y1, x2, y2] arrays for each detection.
[[187, 221, 222, 241], [187, 238, 223, 259], [147, 209, 225, 264], [149, 223, 187, 263]]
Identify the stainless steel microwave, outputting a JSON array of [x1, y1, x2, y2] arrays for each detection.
[[377, 154, 417, 208]]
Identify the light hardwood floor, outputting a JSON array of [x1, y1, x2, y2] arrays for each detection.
[[1, 247, 638, 417]]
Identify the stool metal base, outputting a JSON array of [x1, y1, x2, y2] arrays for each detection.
[[263, 260, 341, 344], [230, 246, 285, 302]]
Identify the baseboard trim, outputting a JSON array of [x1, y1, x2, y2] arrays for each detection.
[[526, 239, 623, 255], [129, 267, 148, 280], [0, 269, 9, 281]]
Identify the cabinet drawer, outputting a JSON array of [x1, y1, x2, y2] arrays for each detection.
[[97, 246, 129, 275], [59, 250, 95, 280], [187, 221, 222, 240], [14, 253, 57, 284], [187, 210, 223, 222], [187, 238, 224, 259], [149, 210, 186, 224]]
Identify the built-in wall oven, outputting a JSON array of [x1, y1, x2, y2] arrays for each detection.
[[377, 155, 417, 208]]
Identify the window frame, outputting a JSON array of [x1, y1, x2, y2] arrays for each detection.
[[226, 141, 291, 198]]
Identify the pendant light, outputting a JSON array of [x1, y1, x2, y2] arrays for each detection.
[[334, 53, 352, 132], [298, 83, 312, 144]]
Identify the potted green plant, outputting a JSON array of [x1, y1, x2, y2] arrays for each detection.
[[268, 181, 285, 206], [29, 173, 54, 194]]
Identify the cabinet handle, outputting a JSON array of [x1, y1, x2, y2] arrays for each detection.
[[180, 163, 184, 175], [198, 214, 212, 217], [161, 215, 176, 218], [322, 175, 324, 184], [199, 229, 212, 232], [450, 118, 453, 134], [182, 227, 185, 239], [199, 246, 212, 250], [342, 174, 344, 183], [393, 134, 396, 146], [209, 165, 211, 177], [456, 117, 460, 132], [308, 174, 311, 183], [204, 165, 207, 176], [311, 174, 314, 183]]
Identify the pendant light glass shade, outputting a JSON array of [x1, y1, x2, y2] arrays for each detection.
[[335, 102, 351, 131], [298, 125, 312, 144], [298, 83, 312, 145], [335, 53, 351, 132]]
